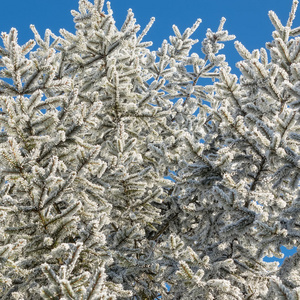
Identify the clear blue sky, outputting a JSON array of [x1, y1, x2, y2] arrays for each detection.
[[0, 0, 299, 74], [0, 0, 298, 265]]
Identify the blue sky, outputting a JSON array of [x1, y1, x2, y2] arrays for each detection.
[[0, 0, 298, 265], [0, 0, 299, 74]]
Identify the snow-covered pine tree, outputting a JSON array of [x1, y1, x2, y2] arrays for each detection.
[[0, 0, 300, 299]]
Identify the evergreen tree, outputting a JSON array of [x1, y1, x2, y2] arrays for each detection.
[[0, 0, 300, 298]]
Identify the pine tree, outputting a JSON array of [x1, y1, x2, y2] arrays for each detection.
[[0, 0, 300, 299]]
